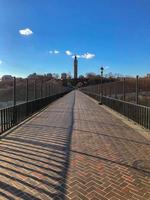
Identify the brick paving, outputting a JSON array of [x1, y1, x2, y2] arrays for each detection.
[[0, 90, 150, 200]]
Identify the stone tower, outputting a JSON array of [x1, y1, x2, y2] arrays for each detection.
[[74, 55, 78, 79]]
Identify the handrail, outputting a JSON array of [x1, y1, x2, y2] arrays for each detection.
[[80, 89, 150, 130], [0, 90, 72, 134]]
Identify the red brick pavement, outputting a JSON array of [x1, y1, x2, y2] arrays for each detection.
[[0, 90, 149, 200]]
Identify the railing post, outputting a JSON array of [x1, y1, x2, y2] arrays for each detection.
[[26, 78, 29, 102], [109, 84, 112, 97], [26, 78, 29, 116], [49, 84, 51, 96], [45, 82, 47, 97], [46, 82, 48, 97], [101, 77, 103, 97], [1, 110, 3, 133], [34, 79, 37, 100], [45, 81, 47, 97], [53, 84, 54, 94], [105, 84, 107, 96], [99, 76, 103, 105], [13, 77, 16, 124], [13, 77, 16, 107], [51, 83, 53, 95], [98, 84, 101, 101], [115, 82, 117, 99], [123, 78, 125, 101], [136, 75, 139, 104], [43, 81, 45, 97], [41, 79, 43, 98], [42, 79, 44, 98]]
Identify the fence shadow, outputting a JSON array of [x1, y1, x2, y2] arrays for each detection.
[[0, 92, 75, 200]]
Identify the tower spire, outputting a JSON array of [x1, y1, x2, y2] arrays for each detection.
[[74, 55, 78, 79]]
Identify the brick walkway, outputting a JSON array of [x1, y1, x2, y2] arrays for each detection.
[[0, 91, 150, 200]]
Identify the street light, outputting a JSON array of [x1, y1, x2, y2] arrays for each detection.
[[100, 66, 104, 78], [99, 66, 104, 105]]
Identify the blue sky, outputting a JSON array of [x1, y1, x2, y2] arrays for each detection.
[[0, 0, 150, 78]]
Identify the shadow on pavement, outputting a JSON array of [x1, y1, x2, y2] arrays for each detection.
[[0, 92, 75, 200]]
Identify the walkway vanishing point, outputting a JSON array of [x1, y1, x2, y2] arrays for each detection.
[[0, 91, 150, 200]]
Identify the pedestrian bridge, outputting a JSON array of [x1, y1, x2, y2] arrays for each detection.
[[0, 91, 149, 200]]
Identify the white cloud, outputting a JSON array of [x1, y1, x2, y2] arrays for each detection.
[[72, 52, 95, 59], [65, 50, 72, 56], [19, 28, 33, 36], [0, 60, 2, 65], [81, 52, 95, 59], [49, 50, 60, 54], [49, 50, 95, 59], [54, 50, 59, 54]]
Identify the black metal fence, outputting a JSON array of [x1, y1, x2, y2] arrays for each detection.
[[80, 76, 150, 130], [102, 96, 150, 129], [0, 91, 71, 134], [0, 76, 72, 134], [0, 77, 66, 108], [80, 76, 150, 106]]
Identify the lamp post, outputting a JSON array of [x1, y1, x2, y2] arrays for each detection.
[[101, 66, 104, 93], [99, 66, 104, 104], [101, 66, 104, 78]]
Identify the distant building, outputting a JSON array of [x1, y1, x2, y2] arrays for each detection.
[[79, 75, 84, 79], [74, 55, 78, 79], [47, 73, 53, 78], [67, 73, 71, 79], [28, 73, 44, 79], [2, 75, 13, 81], [147, 74, 150, 78], [61, 73, 67, 80], [28, 73, 38, 78]]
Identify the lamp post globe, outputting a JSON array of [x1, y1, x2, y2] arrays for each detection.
[[100, 66, 104, 77]]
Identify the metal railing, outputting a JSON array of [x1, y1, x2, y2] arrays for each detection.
[[0, 76, 67, 109], [80, 76, 150, 106], [80, 86, 150, 130], [0, 90, 71, 134], [102, 96, 150, 129]]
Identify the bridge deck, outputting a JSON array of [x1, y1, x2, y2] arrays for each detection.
[[0, 91, 150, 200]]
